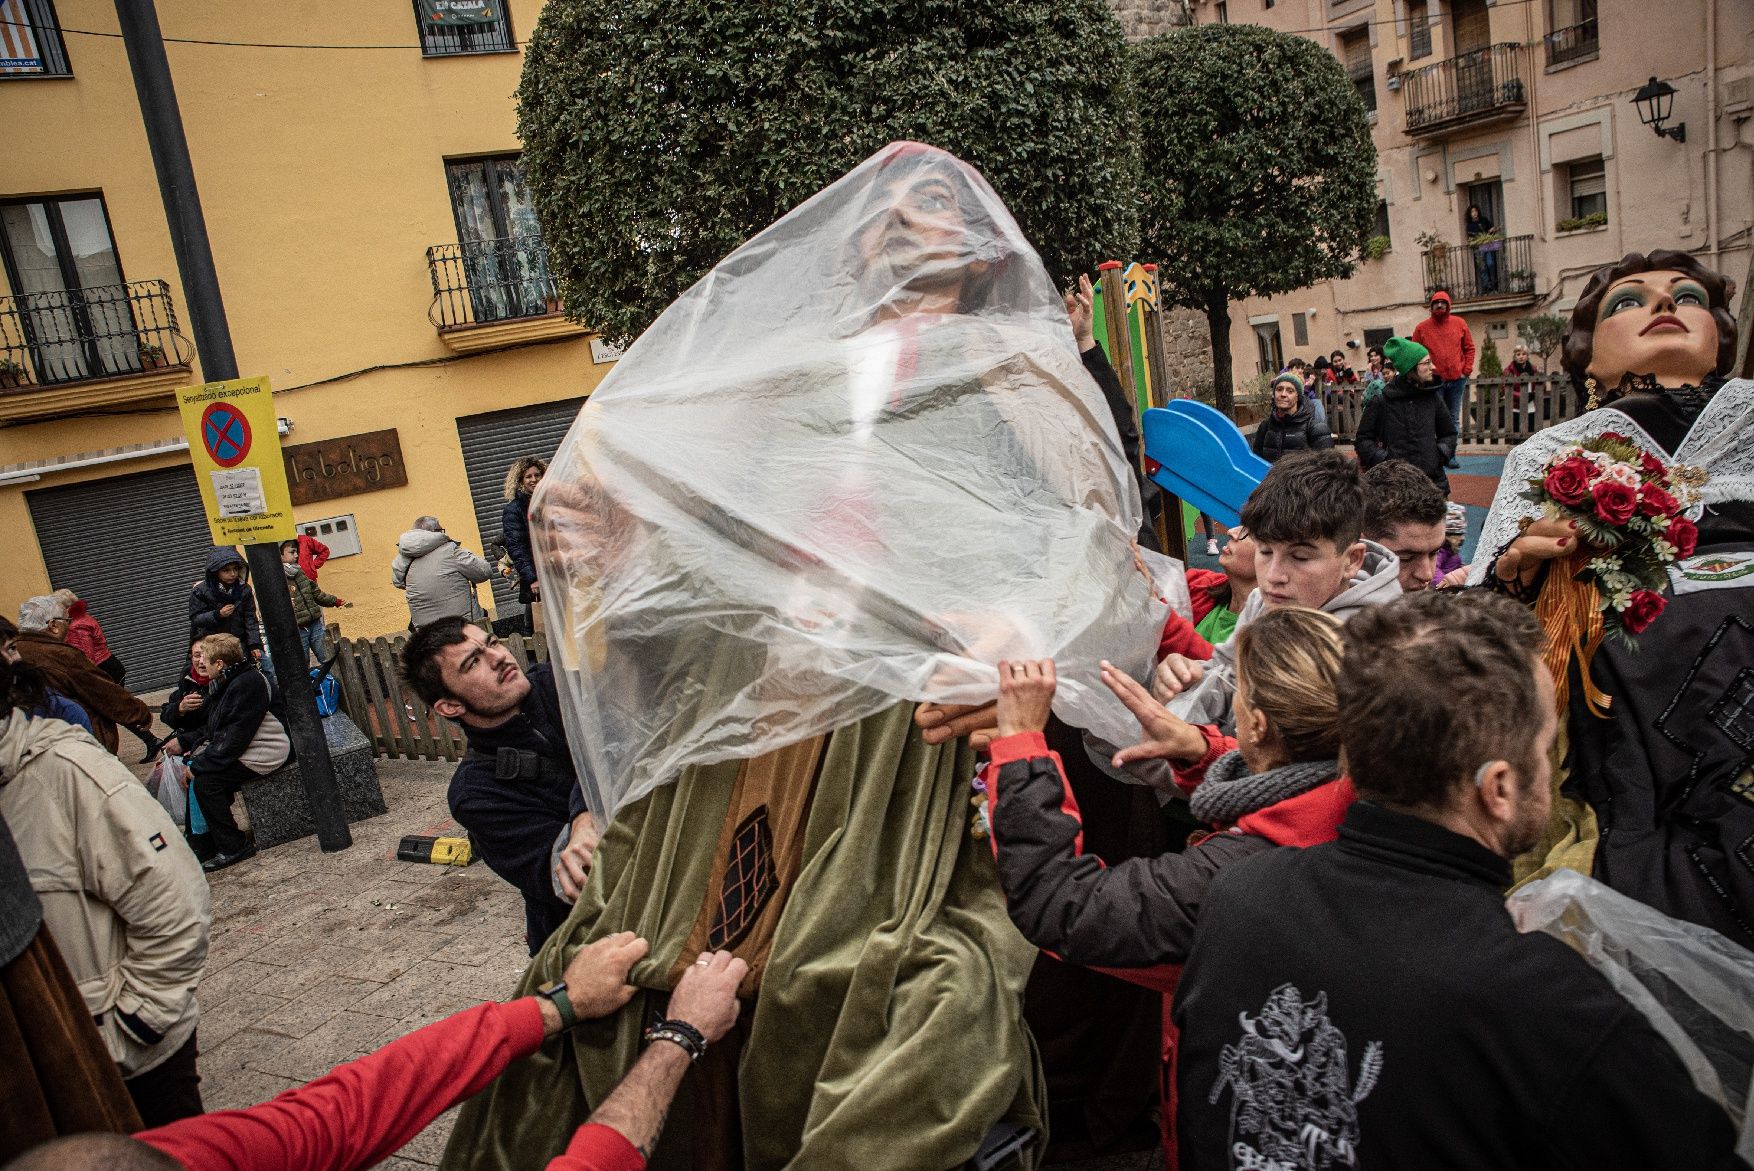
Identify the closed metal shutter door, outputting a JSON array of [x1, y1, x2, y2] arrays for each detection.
[[455, 397, 586, 616], [27, 464, 214, 691]]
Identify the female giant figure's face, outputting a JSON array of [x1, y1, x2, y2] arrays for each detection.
[[1587, 269, 1720, 388], [854, 167, 991, 313]]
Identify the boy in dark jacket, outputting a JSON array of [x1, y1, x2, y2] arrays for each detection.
[[1354, 337, 1457, 495], [1251, 374, 1334, 463], [280, 540, 348, 665], [188, 548, 264, 668]]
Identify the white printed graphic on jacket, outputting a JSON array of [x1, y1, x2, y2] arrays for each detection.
[[1210, 983, 1384, 1170]]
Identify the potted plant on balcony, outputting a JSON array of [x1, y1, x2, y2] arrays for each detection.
[[0, 357, 27, 390], [1416, 229, 1448, 265], [137, 341, 170, 370]]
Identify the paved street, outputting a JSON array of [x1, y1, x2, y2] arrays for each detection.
[[125, 737, 529, 1168]]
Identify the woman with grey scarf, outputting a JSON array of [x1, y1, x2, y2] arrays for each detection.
[[981, 606, 1353, 975]]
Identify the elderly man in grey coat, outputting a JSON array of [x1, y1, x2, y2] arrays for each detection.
[[391, 517, 494, 629]]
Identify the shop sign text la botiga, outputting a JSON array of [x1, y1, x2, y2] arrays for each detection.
[[176, 376, 297, 546]]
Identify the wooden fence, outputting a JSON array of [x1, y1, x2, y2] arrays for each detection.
[[1321, 373, 1583, 446], [334, 630, 550, 760]]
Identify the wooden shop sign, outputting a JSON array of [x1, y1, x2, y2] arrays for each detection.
[[283, 428, 408, 505]]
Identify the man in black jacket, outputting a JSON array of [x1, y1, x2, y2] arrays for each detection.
[[1172, 590, 1742, 1170], [400, 618, 596, 953], [1354, 337, 1457, 495]]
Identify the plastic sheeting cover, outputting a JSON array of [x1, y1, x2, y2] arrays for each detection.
[[531, 142, 1168, 821], [1508, 868, 1754, 1158]]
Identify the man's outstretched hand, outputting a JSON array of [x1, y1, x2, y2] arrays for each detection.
[[669, 951, 746, 1043], [914, 701, 1000, 749], [1064, 273, 1097, 352], [1101, 660, 1210, 767], [561, 931, 649, 1023]]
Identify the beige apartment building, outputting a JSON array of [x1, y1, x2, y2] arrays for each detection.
[[1177, 0, 1752, 380]]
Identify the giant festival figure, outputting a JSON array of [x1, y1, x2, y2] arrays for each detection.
[[439, 144, 1168, 1170]]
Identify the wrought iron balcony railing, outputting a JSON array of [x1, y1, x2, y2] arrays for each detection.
[[1421, 234, 1537, 303], [427, 235, 562, 330], [1403, 43, 1527, 135], [0, 279, 192, 389], [1544, 19, 1598, 67]]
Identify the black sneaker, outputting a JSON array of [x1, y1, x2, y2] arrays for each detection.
[[201, 843, 258, 873]]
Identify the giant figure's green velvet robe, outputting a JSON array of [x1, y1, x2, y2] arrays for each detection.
[[439, 703, 1045, 1171]]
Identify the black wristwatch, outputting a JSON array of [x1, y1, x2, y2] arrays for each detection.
[[537, 980, 578, 1029]]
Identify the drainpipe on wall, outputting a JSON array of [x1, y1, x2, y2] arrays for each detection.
[[1705, 0, 1719, 264]]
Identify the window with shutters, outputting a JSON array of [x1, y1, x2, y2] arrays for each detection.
[[1341, 28, 1376, 113], [1372, 200, 1391, 246], [1215, 2, 1229, 22], [1409, 7, 1432, 59], [1566, 158, 1607, 222]]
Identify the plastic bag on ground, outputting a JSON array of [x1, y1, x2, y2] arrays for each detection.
[[1508, 868, 1754, 1158], [532, 142, 1169, 820]]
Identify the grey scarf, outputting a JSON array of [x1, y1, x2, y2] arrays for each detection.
[[1188, 750, 1339, 826]]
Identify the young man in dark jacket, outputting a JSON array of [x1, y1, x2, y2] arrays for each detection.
[[187, 548, 264, 668], [1251, 374, 1334, 463], [400, 617, 596, 954], [1172, 591, 1742, 1170], [1354, 336, 1457, 495], [167, 634, 288, 872]]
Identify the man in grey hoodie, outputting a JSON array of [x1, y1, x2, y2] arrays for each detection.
[[1156, 451, 1402, 732], [391, 517, 494, 629]]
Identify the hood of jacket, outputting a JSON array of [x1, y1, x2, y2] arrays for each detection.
[[1385, 374, 1440, 403], [0, 710, 88, 789], [203, 546, 246, 586], [398, 529, 453, 559], [65, 599, 90, 621], [1326, 539, 1404, 620]]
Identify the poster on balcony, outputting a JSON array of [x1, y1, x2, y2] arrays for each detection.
[[418, 0, 499, 25], [0, 0, 44, 73], [176, 376, 296, 546]]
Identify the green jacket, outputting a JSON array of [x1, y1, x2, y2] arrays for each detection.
[[286, 569, 340, 627]]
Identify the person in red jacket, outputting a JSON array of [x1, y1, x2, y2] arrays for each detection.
[[295, 533, 330, 583], [982, 607, 1352, 1165], [1156, 526, 1259, 663], [51, 589, 125, 686], [1410, 290, 1476, 466], [4, 937, 747, 1171]]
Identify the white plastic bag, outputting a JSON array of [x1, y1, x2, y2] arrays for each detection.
[[532, 142, 1168, 820], [1508, 868, 1754, 1158], [148, 753, 190, 830]]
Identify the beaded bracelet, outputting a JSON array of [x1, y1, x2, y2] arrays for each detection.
[[644, 1018, 708, 1062]]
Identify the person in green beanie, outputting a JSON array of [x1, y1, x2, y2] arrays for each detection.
[[1355, 336, 1457, 494]]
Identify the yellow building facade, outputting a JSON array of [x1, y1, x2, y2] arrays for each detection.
[[0, 0, 608, 686]]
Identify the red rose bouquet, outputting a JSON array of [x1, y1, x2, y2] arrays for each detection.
[[1521, 432, 1699, 650]]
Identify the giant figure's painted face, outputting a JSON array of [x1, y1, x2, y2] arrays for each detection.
[[1588, 269, 1720, 388]]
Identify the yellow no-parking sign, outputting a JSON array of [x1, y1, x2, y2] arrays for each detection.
[[176, 376, 296, 545]]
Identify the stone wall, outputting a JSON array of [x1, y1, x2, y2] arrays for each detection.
[[1106, 0, 1192, 41], [1154, 306, 1217, 399]]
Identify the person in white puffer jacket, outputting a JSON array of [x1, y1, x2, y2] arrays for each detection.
[[0, 668, 210, 1128], [391, 516, 494, 629]]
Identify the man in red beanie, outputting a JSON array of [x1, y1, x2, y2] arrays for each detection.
[[1410, 291, 1475, 468]]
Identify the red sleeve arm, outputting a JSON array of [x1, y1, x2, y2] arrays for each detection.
[[1156, 610, 1214, 663], [545, 1123, 647, 1171], [1169, 725, 1236, 798], [139, 999, 547, 1171], [1460, 322, 1476, 373]]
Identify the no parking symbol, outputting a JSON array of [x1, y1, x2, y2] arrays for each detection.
[[176, 376, 295, 545]]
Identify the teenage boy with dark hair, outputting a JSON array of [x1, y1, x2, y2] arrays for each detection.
[[400, 618, 596, 953], [1171, 590, 1742, 1170], [1362, 460, 1449, 593], [1155, 450, 1399, 729]]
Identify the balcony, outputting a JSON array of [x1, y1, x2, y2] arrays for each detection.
[[1421, 234, 1538, 309], [1544, 19, 1598, 68], [0, 280, 194, 424], [1403, 43, 1527, 136], [426, 234, 587, 353]]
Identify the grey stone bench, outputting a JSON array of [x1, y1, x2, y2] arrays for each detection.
[[238, 712, 386, 849]]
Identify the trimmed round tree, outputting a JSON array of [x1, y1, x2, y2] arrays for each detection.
[[517, 0, 1141, 346], [1133, 25, 1378, 414]]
